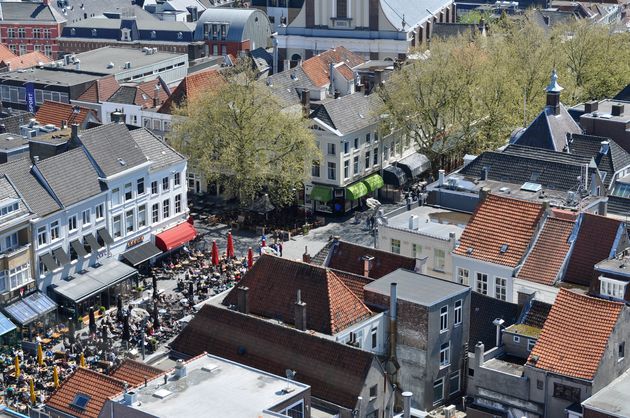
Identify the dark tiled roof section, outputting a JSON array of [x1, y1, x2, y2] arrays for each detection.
[[521, 300, 552, 329], [512, 103, 581, 151], [454, 194, 545, 267], [324, 240, 417, 279], [607, 195, 630, 216], [45, 368, 127, 418], [0, 157, 60, 216], [107, 86, 137, 105], [264, 66, 317, 109], [460, 149, 596, 192], [613, 84, 630, 102], [0, 111, 35, 135], [517, 217, 575, 286], [0, 2, 65, 22], [310, 93, 382, 135], [567, 134, 630, 187], [222, 255, 372, 334], [310, 240, 333, 266], [35, 101, 96, 128], [129, 128, 184, 171], [35, 147, 103, 207], [469, 291, 519, 351], [527, 289, 623, 380], [78, 123, 148, 177], [502, 144, 592, 165], [563, 213, 623, 286], [109, 360, 163, 387], [170, 304, 375, 409]]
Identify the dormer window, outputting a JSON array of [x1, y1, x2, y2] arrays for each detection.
[[151, 30, 156, 39], [0, 200, 19, 218], [91, 29, 97, 37], [177, 32, 183, 40], [70, 28, 76, 36], [600, 276, 627, 300]]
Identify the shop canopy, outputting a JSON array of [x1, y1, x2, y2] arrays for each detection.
[[50, 260, 137, 304], [122, 242, 162, 266], [310, 185, 333, 203], [5, 292, 57, 325], [53, 247, 70, 265], [383, 165, 408, 187], [40, 253, 58, 273], [397, 153, 431, 179], [84, 233, 102, 252], [70, 240, 88, 258], [97, 228, 114, 246], [0, 312, 16, 336], [155, 222, 197, 252], [362, 174, 384, 193], [346, 181, 368, 201]]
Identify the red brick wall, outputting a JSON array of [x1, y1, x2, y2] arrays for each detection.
[[584, 407, 617, 418], [0, 22, 61, 58]]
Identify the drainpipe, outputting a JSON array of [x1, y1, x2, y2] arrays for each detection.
[[402, 391, 412, 418]]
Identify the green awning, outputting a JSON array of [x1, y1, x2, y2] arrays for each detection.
[[362, 174, 384, 192], [310, 185, 333, 203], [346, 181, 368, 201]]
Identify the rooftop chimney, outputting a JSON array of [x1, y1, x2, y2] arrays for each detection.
[[480, 166, 489, 181], [362, 255, 374, 277], [294, 289, 307, 331], [408, 215, 419, 230], [493, 318, 505, 348], [236, 286, 249, 314], [0, 124, 5, 134], [386, 282, 399, 378], [302, 245, 311, 263], [61, 120, 67, 130], [612, 103, 625, 117], [329, 62, 335, 96], [479, 187, 490, 202], [599, 140, 610, 155], [438, 169, 445, 187], [449, 232, 457, 249], [300, 89, 311, 117], [402, 392, 412, 418], [174, 359, 187, 379], [71, 123, 79, 140], [545, 69, 563, 116], [474, 341, 485, 368], [584, 100, 599, 114]]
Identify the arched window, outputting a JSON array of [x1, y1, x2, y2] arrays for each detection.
[[177, 32, 183, 40], [151, 30, 156, 39], [70, 28, 76, 36], [91, 28, 97, 37]]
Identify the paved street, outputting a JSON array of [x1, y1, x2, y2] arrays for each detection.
[[191, 202, 405, 263]]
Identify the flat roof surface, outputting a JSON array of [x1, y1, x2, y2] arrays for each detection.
[[384, 205, 469, 240], [120, 354, 309, 417], [64, 47, 187, 75], [365, 269, 468, 306], [0, 68, 101, 86], [582, 369, 630, 414]]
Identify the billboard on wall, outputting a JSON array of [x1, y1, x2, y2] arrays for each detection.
[[25, 82, 36, 113]]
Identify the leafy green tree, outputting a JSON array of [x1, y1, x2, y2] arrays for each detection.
[[170, 67, 319, 207]]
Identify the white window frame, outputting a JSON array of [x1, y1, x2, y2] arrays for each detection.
[[440, 341, 450, 367], [527, 339, 536, 352], [513, 335, 521, 343], [433, 377, 444, 404], [95, 204, 104, 220], [495, 276, 507, 301], [112, 215, 122, 238], [600, 276, 627, 299], [112, 188, 121, 206], [454, 300, 462, 326], [37, 226, 47, 246], [440, 305, 448, 333], [391, 238, 401, 255], [449, 370, 460, 395], [50, 221, 60, 241], [68, 215, 77, 232], [434, 248, 445, 272], [457, 267, 469, 285], [82, 209, 91, 226]]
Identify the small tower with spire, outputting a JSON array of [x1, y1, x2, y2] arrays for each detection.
[[546, 69, 563, 116]]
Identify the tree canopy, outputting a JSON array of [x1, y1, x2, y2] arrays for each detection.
[[379, 16, 630, 169], [170, 66, 319, 207]]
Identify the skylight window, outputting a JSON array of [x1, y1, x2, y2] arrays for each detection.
[[500, 244, 509, 253], [521, 182, 542, 192], [71, 393, 91, 410]]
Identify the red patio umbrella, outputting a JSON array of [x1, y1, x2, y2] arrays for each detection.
[[226, 231, 235, 259], [211, 240, 219, 266], [247, 247, 254, 269], [261, 237, 266, 247]]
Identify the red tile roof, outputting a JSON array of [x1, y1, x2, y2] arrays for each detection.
[[170, 304, 377, 410], [563, 213, 623, 286], [527, 289, 623, 380], [2, 51, 51, 70], [158, 68, 224, 114], [35, 101, 97, 128], [222, 255, 372, 334], [518, 217, 575, 286], [454, 194, 545, 267], [301, 46, 365, 87], [331, 269, 374, 300], [46, 368, 127, 418], [109, 359, 163, 387], [317, 240, 417, 279], [77, 76, 120, 104], [0, 44, 16, 62]]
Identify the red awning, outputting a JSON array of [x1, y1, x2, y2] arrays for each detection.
[[155, 222, 197, 252]]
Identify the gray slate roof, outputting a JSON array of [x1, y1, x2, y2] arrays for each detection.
[[78, 123, 148, 177], [461, 145, 596, 192], [129, 128, 184, 171], [310, 93, 381, 135], [265, 66, 316, 108], [35, 147, 103, 207], [567, 134, 630, 187], [365, 268, 468, 306], [0, 111, 35, 136], [0, 175, 31, 220], [512, 104, 582, 152], [0, 158, 60, 217], [0, 2, 66, 23], [107, 86, 138, 105]]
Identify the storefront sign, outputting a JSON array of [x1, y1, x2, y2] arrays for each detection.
[[126, 236, 144, 248]]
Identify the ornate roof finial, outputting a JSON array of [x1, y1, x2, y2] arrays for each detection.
[[401, 14, 407, 30], [546, 69, 563, 93]]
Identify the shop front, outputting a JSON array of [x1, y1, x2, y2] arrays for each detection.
[[49, 260, 137, 318], [4, 292, 58, 337], [310, 185, 334, 214], [155, 222, 197, 253]]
